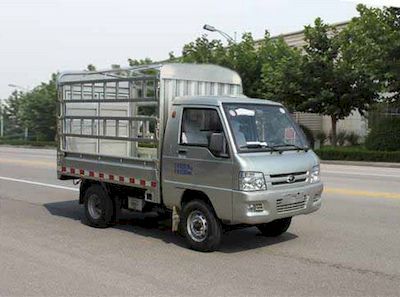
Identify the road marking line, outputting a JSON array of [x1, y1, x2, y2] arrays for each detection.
[[325, 188, 400, 199], [0, 176, 78, 192], [323, 170, 400, 178]]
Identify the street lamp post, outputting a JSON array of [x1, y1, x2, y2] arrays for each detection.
[[8, 84, 29, 91], [203, 24, 236, 43]]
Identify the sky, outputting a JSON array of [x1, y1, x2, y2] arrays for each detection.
[[0, 0, 382, 99]]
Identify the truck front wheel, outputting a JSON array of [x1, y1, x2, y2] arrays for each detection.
[[257, 217, 292, 237], [180, 200, 222, 252], [83, 185, 114, 228]]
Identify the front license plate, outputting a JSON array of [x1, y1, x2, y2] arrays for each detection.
[[283, 193, 304, 204]]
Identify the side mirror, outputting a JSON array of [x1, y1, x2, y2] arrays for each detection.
[[209, 133, 227, 157]]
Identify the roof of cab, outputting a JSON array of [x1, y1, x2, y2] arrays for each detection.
[[172, 96, 282, 107]]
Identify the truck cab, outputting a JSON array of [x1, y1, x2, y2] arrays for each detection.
[[160, 96, 323, 250]]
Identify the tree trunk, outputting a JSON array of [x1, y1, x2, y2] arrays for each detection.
[[331, 116, 338, 147]]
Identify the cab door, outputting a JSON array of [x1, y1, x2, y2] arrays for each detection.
[[161, 106, 234, 222]]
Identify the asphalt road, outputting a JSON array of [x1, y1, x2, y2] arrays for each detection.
[[0, 146, 399, 296]]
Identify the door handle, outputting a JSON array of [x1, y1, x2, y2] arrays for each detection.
[[177, 149, 187, 155]]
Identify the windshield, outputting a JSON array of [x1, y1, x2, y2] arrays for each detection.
[[223, 103, 308, 152]]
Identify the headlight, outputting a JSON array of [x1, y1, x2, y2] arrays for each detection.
[[239, 171, 266, 191], [310, 165, 320, 183]]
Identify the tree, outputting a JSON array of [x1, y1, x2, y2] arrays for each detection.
[[168, 51, 177, 61], [182, 35, 226, 65], [3, 91, 25, 138], [260, 35, 304, 109], [128, 57, 153, 66], [225, 33, 263, 97], [181, 33, 266, 97], [18, 74, 57, 141], [384, 7, 400, 100], [87, 64, 96, 71], [299, 18, 379, 146], [261, 17, 380, 146], [341, 5, 400, 101]]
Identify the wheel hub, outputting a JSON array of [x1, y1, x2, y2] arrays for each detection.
[[187, 210, 208, 242], [87, 194, 102, 220]]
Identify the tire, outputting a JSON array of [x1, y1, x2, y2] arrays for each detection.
[[257, 217, 292, 237], [83, 185, 114, 228], [180, 199, 222, 252]]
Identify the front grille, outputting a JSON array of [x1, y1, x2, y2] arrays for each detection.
[[276, 196, 307, 213], [270, 171, 307, 178], [272, 177, 307, 186], [270, 171, 308, 187]]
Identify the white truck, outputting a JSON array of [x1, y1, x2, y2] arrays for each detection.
[[57, 63, 323, 251]]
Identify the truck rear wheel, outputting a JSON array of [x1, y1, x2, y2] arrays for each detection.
[[257, 217, 292, 237], [180, 200, 222, 252], [83, 185, 114, 228]]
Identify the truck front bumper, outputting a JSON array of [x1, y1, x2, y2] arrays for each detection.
[[231, 182, 323, 225]]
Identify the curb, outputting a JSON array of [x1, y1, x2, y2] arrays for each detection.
[[321, 160, 400, 168]]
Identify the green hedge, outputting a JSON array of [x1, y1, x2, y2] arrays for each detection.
[[0, 139, 56, 147], [365, 117, 400, 151], [315, 146, 400, 162]]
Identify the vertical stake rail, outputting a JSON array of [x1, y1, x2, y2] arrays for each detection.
[[132, 82, 141, 155], [128, 81, 133, 157], [116, 81, 119, 99], [116, 119, 119, 137], [59, 87, 64, 150], [91, 83, 95, 138], [69, 118, 73, 136], [96, 83, 105, 154], [154, 79, 160, 142], [103, 119, 107, 137], [91, 83, 95, 100]]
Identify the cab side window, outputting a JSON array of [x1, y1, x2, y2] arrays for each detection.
[[180, 108, 223, 146]]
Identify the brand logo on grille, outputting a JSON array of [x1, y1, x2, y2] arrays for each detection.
[[287, 175, 296, 183]]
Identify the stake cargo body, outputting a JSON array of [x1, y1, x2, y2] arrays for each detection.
[[57, 64, 242, 204]]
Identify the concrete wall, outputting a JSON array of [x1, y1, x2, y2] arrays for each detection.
[[322, 111, 369, 139], [293, 112, 322, 134], [295, 110, 369, 140]]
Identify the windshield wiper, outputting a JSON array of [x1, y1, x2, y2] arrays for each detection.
[[240, 143, 281, 152], [271, 143, 309, 152]]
